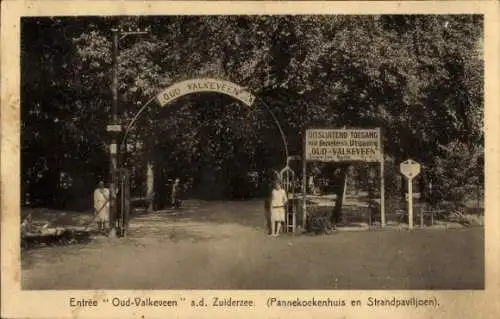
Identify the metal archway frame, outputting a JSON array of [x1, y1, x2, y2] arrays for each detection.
[[119, 78, 289, 163]]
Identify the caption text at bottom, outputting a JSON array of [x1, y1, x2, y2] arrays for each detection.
[[69, 296, 439, 309]]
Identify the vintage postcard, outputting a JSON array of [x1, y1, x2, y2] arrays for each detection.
[[1, 1, 499, 318]]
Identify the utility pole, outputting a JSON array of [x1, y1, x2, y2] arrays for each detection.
[[108, 28, 119, 238], [108, 27, 149, 238]]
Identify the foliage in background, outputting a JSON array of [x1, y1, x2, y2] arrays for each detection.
[[20, 15, 484, 209], [428, 141, 484, 208]]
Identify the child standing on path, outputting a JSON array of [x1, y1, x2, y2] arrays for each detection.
[[270, 180, 288, 237], [93, 181, 110, 232]]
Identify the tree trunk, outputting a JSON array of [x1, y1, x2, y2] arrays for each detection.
[[329, 164, 349, 225], [146, 162, 154, 213]]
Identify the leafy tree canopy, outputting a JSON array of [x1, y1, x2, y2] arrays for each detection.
[[21, 15, 483, 207]]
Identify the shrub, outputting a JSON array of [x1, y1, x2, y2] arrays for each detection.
[[426, 141, 483, 209]]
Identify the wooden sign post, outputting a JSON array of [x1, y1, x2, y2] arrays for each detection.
[[400, 159, 421, 230]]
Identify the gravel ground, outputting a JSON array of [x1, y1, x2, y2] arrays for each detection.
[[21, 200, 484, 290]]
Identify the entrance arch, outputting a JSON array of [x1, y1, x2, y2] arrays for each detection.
[[115, 78, 292, 234], [120, 78, 289, 162]]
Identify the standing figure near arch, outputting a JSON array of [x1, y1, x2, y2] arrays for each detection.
[[171, 178, 182, 209], [93, 181, 110, 232], [270, 180, 288, 237]]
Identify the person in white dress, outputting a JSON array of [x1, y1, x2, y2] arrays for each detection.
[[270, 180, 288, 237], [93, 181, 110, 232], [171, 178, 181, 208]]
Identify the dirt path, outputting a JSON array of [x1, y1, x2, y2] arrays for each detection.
[[22, 200, 484, 290]]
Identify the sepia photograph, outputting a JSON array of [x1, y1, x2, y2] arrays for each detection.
[[17, 14, 486, 291]]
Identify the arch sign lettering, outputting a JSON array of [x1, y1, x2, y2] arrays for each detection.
[[156, 78, 256, 107]]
